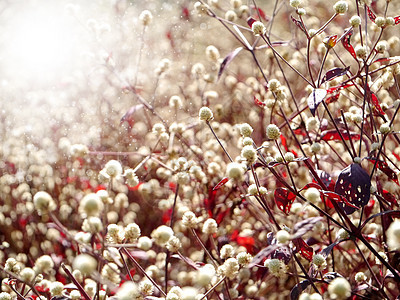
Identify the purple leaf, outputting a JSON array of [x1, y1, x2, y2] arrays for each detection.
[[290, 15, 307, 35], [292, 238, 313, 261], [307, 89, 327, 116], [320, 67, 350, 85], [291, 280, 311, 300], [120, 104, 144, 125], [292, 217, 323, 239], [334, 163, 371, 214], [218, 47, 243, 79]]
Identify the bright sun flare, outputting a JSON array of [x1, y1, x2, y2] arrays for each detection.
[[1, 2, 84, 84]]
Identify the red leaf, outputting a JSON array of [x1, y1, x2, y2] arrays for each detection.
[[395, 16, 400, 25], [280, 134, 288, 151], [320, 129, 360, 141], [293, 238, 313, 261], [322, 191, 360, 210], [236, 236, 255, 253], [247, 17, 257, 27], [290, 15, 307, 35], [274, 188, 297, 214], [213, 177, 229, 190], [218, 47, 243, 79], [326, 83, 353, 94], [366, 6, 376, 22], [325, 93, 340, 104], [300, 182, 323, 191], [341, 28, 357, 59], [254, 96, 265, 107], [250, 5, 269, 22], [367, 158, 399, 185]]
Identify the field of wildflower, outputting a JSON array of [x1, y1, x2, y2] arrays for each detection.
[[0, 0, 400, 299]]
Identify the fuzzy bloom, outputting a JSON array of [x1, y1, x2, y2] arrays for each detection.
[[79, 193, 104, 216], [379, 122, 391, 134], [266, 124, 280, 140], [0, 293, 11, 300], [304, 188, 320, 203], [349, 15, 361, 27], [104, 160, 122, 178], [34, 255, 54, 274], [267, 79, 281, 92], [33, 191, 56, 215], [101, 263, 120, 285], [311, 142, 321, 154], [284, 152, 295, 162], [297, 8, 306, 15], [166, 236, 182, 252], [20, 267, 35, 282], [50, 281, 64, 296], [137, 236, 153, 251], [276, 230, 291, 244], [166, 286, 183, 300], [222, 258, 239, 279], [82, 216, 103, 234], [355, 272, 367, 282], [225, 10, 237, 21], [290, 0, 302, 8], [139, 280, 154, 296], [152, 123, 166, 135], [151, 225, 174, 246], [116, 281, 141, 300], [125, 223, 141, 243], [387, 219, 400, 250], [205, 45, 220, 61], [239, 123, 253, 137], [236, 252, 252, 266], [333, 1, 348, 14], [374, 16, 385, 28], [5, 258, 20, 274], [252, 21, 266, 36], [242, 137, 253, 146], [107, 224, 124, 243], [385, 17, 395, 26], [199, 107, 213, 121], [264, 258, 286, 277], [72, 254, 98, 275], [312, 254, 327, 270], [220, 244, 235, 259], [336, 228, 350, 240], [169, 95, 183, 109], [247, 183, 259, 195], [70, 144, 89, 157], [355, 45, 367, 59], [124, 169, 139, 187], [226, 162, 245, 181], [306, 117, 319, 131], [328, 277, 351, 299], [196, 264, 216, 287], [241, 145, 257, 164], [182, 211, 198, 228], [202, 218, 218, 235], [139, 10, 153, 26]]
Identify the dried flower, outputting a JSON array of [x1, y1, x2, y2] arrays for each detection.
[[139, 10, 153, 26], [252, 21, 266, 36], [202, 218, 218, 235], [199, 107, 213, 122], [266, 124, 280, 140]]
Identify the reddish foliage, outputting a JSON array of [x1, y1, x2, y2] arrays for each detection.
[[292, 238, 313, 261], [367, 158, 399, 185], [213, 177, 229, 190], [274, 187, 296, 214], [320, 129, 360, 141]]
